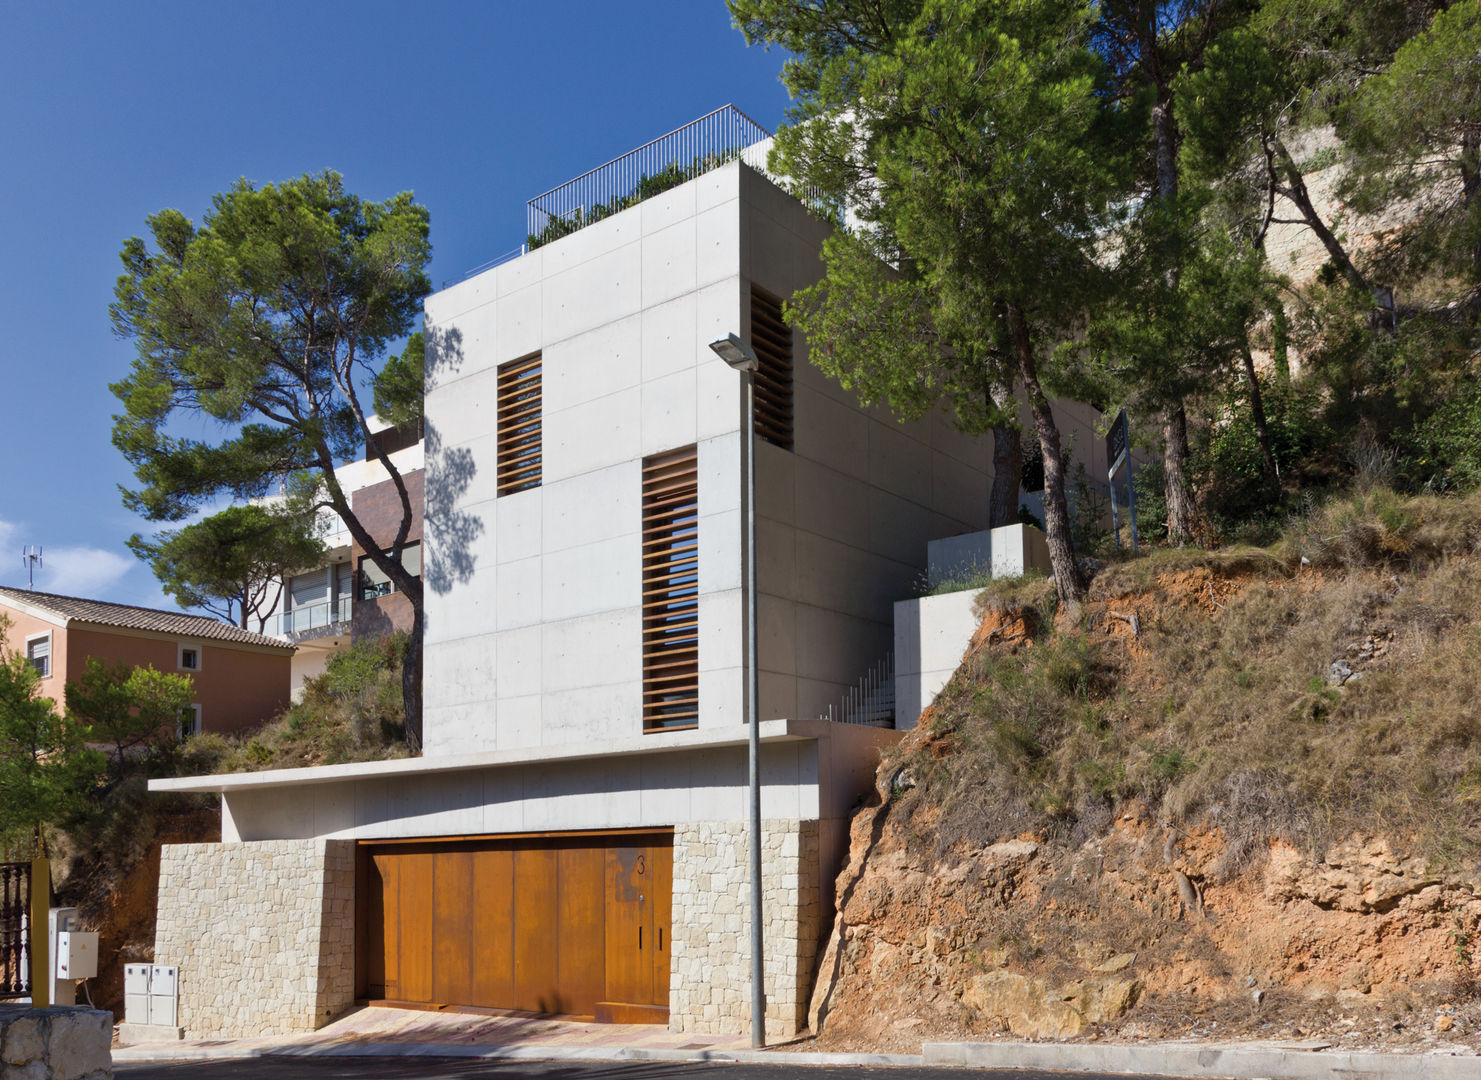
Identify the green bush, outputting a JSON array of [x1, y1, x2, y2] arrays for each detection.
[[1201, 379, 1331, 538], [1406, 372, 1481, 492]]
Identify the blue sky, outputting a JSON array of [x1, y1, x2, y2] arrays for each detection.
[[0, 1, 790, 611]]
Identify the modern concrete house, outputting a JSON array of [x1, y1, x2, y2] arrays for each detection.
[[261, 417, 425, 696], [144, 108, 1111, 1042], [0, 587, 293, 736]]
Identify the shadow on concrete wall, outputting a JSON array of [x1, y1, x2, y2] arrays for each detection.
[[422, 322, 484, 598]]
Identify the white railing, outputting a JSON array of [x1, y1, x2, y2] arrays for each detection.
[[527, 105, 772, 247], [277, 597, 352, 636], [823, 653, 895, 728]]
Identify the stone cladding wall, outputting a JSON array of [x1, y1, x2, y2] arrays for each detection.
[[0, 1005, 112, 1079], [154, 839, 354, 1039], [669, 818, 821, 1038]]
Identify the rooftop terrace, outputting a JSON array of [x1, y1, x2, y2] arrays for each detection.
[[455, 105, 774, 283]]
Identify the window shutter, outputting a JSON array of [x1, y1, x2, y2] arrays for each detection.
[[749, 287, 794, 451], [642, 447, 699, 731], [497, 354, 542, 495]]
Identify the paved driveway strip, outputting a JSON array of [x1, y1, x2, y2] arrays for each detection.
[[112, 1006, 1481, 1078]]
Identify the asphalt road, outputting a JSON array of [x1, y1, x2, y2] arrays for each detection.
[[116, 1056, 1171, 1080]]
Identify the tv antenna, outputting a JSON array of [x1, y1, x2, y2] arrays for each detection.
[[21, 546, 42, 589]]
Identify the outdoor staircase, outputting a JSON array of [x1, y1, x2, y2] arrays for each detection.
[[822, 652, 895, 728]]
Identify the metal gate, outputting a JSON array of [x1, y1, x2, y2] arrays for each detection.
[[0, 862, 31, 998]]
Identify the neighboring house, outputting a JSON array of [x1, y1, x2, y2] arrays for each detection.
[[0, 587, 293, 737], [262, 417, 424, 695], [146, 108, 1113, 1043]]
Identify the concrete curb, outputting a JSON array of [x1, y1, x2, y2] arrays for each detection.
[[112, 1037, 1481, 1077], [113, 1040, 925, 1067], [922, 1039, 1481, 1079]]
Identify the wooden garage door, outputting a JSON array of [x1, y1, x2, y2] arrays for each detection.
[[357, 832, 672, 1021]]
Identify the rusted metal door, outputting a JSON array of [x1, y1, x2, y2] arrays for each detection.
[[602, 843, 673, 1015], [358, 832, 670, 1021]]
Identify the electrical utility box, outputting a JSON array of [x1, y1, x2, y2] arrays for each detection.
[[125, 964, 152, 1025], [55, 931, 98, 980], [149, 965, 179, 1028], [48, 907, 80, 1006]]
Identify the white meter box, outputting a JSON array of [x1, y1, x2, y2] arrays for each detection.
[[150, 964, 180, 1028], [125, 964, 152, 1024]]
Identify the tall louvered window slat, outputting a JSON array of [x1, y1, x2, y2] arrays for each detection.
[[749, 288, 794, 451], [642, 447, 699, 732], [497, 354, 542, 496]]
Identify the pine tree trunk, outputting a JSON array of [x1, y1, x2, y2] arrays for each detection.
[[1272, 139, 1372, 296], [1162, 405, 1197, 544], [1241, 340, 1279, 486], [989, 422, 1022, 529], [403, 598, 424, 752], [1461, 129, 1479, 282], [1008, 304, 1085, 606]]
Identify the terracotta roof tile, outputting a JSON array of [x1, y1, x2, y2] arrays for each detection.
[[0, 587, 293, 650]]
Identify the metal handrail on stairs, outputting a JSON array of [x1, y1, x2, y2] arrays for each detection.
[[823, 653, 895, 728]]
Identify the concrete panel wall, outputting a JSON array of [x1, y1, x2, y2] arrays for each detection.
[[736, 166, 992, 726], [894, 590, 983, 730], [421, 164, 749, 758], [221, 740, 823, 843]]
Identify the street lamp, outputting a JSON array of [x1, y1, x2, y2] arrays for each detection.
[[708, 331, 765, 1049]]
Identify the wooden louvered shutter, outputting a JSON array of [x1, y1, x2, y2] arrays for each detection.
[[642, 448, 699, 732], [497, 354, 542, 496], [749, 288, 794, 451]]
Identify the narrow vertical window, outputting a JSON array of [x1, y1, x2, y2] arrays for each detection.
[[497, 353, 542, 495], [749, 287, 794, 451], [642, 447, 699, 732]]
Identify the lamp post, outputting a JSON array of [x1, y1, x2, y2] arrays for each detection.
[[708, 331, 764, 1049]]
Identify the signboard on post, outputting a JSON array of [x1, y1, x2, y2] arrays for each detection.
[[1106, 409, 1139, 554], [1106, 409, 1130, 476]]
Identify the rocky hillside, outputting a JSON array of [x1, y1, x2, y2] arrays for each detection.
[[808, 490, 1481, 1054]]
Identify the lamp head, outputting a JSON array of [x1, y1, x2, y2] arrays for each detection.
[[708, 333, 759, 373]]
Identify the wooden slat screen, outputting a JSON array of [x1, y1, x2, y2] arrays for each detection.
[[497, 354, 542, 496], [642, 448, 699, 732], [749, 288, 794, 451]]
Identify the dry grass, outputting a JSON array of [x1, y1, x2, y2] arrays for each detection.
[[889, 486, 1481, 874]]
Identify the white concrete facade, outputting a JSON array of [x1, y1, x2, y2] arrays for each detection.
[[418, 161, 988, 757], [157, 160, 1027, 1038], [893, 590, 982, 731]]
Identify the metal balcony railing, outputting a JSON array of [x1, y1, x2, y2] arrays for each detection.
[[527, 105, 772, 248], [278, 597, 352, 636]]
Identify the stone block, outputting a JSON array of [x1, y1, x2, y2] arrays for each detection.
[[49, 1010, 114, 1080], [3, 1016, 43, 1065]]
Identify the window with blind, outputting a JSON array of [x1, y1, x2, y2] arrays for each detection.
[[749, 287, 794, 451], [25, 635, 50, 678], [497, 353, 542, 496], [642, 447, 699, 732]]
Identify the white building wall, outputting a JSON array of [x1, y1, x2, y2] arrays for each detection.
[[893, 590, 982, 731], [422, 166, 757, 759], [736, 167, 992, 726]]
